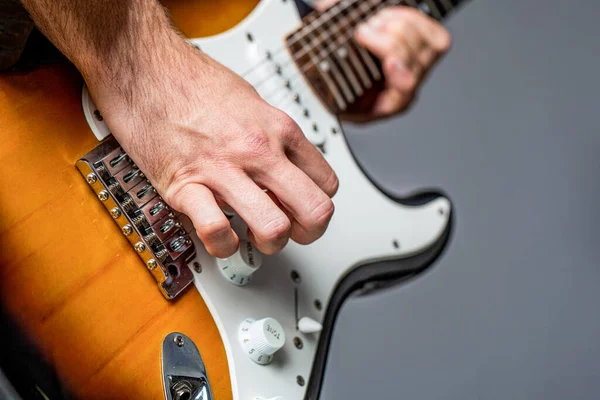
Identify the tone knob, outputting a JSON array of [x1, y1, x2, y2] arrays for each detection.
[[239, 318, 286, 365], [216, 240, 262, 286]]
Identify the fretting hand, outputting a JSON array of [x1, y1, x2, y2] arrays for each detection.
[[314, 1, 452, 121]]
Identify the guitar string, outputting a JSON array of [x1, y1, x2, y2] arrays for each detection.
[[251, 0, 390, 103], [248, 0, 384, 95], [254, 0, 451, 105], [236, 0, 364, 80], [248, 0, 443, 94], [239, 0, 440, 82]]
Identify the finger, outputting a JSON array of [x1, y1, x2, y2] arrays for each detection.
[[256, 160, 335, 245], [371, 87, 416, 118], [375, 14, 437, 76], [310, 0, 339, 11], [285, 135, 339, 198], [170, 183, 239, 258], [371, 10, 428, 56], [386, 7, 452, 59], [355, 22, 415, 68], [354, 22, 421, 89], [217, 172, 291, 255], [262, 190, 312, 244]]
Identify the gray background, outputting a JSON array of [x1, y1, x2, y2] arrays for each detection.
[[322, 0, 600, 399]]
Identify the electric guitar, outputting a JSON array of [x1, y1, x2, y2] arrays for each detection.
[[0, 0, 465, 398]]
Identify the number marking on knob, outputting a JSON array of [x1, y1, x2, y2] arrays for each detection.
[[239, 318, 286, 365]]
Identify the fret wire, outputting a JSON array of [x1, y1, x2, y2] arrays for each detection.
[[314, 0, 383, 79], [353, 0, 385, 80], [240, 0, 362, 80], [287, 0, 361, 46], [424, 0, 442, 19], [298, 34, 348, 111], [310, 22, 356, 103], [294, 0, 378, 63], [345, 42, 373, 89], [328, 6, 367, 95]]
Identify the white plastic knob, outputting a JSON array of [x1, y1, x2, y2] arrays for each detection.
[[239, 318, 286, 365], [216, 240, 262, 286]]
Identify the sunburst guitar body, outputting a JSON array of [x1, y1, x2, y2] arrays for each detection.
[[0, 0, 460, 399]]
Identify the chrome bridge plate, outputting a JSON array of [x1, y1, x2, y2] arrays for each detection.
[[76, 137, 196, 299]]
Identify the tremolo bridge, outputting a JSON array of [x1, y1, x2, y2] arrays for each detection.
[[77, 137, 196, 299]]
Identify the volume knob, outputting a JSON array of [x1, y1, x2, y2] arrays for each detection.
[[216, 240, 262, 286], [239, 318, 286, 365]]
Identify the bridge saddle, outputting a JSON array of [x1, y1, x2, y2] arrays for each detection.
[[76, 137, 196, 300]]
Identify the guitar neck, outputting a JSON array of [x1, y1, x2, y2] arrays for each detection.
[[286, 0, 468, 115], [326, 0, 465, 24]]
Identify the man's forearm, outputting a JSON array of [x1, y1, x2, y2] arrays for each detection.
[[20, 0, 187, 92]]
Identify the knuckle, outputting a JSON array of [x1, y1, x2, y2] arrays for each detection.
[[162, 169, 199, 208], [241, 130, 271, 158], [196, 219, 231, 242], [434, 29, 452, 52], [276, 113, 302, 143], [261, 217, 292, 243], [311, 198, 335, 227], [324, 171, 339, 197]]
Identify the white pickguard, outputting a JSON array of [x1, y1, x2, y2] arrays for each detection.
[[81, 1, 451, 399]]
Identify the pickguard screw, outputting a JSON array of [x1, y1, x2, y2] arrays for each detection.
[[122, 224, 133, 236], [291, 270, 301, 284], [193, 262, 202, 273], [174, 335, 185, 347], [86, 173, 97, 184], [296, 375, 305, 386], [439, 208, 445, 215], [98, 190, 109, 201], [134, 242, 146, 253], [312, 123, 319, 132], [393, 239, 400, 249], [293, 337, 303, 349], [147, 259, 158, 270], [331, 127, 338, 135], [93, 109, 103, 121], [110, 208, 121, 219], [303, 108, 310, 118], [314, 299, 322, 311]]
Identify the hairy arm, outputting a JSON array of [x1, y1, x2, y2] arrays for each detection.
[[21, 0, 181, 91], [20, 0, 339, 258]]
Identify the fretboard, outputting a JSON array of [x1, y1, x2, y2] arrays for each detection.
[[286, 0, 467, 115]]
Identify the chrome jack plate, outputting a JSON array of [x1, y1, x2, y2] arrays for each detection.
[[162, 332, 214, 400]]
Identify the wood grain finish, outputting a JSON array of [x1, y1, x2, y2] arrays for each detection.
[[0, 1, 259, 398]]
